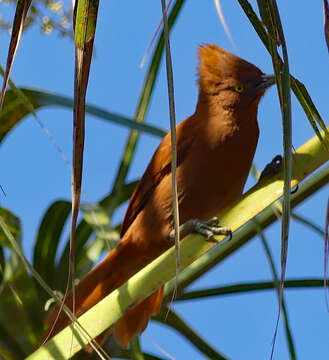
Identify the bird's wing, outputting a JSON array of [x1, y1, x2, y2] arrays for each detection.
[[120, 118, 195, 237]]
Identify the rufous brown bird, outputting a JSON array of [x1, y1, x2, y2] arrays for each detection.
[[41, 44, 275, 349]]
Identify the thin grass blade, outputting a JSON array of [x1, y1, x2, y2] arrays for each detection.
[[0, 207, 21, 250], [0, 321, 26, 359], [33, 201, 71, 293], [0, 0, 32, 112], [257, 2, 292, 356], [324, 197, 329, 312], [140, 0, 174, 68], [256, 224, 296, 359], [243, 1, 290, 354], [70, 0, 100, 319], [324, 0, 329, 53], [292, 213, 325, 237], [290, 77, 329, 146], [0, 66, 37, 120], [160, 0, 181, 298], [213, 0, 238, 51], [80, 203, 120, 251], [178, 279, 326, 301]]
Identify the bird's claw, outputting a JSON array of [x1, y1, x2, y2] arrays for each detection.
[[203, 216, 219, 227], [259, 155, 298, 195], [192, 217, 232, 240], [169, 217, 232, 241]]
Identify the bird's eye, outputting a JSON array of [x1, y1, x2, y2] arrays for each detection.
[[234, 84, 244, 93]]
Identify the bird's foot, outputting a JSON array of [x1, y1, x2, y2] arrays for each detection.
[[259, 154, 298, 194], [169, 217, 232, 241], [259, 155, 282, 181]]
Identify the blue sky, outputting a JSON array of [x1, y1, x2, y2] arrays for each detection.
[[1, 1, 329, 359]]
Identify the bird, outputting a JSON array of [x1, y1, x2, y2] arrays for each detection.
[[41, 44, 275, 350]]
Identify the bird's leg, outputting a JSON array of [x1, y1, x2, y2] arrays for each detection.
[[169, 217, 232, 241], [259, 154, 298, 194]]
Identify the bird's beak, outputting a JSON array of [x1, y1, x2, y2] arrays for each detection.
[[256, 74, 275, 91]]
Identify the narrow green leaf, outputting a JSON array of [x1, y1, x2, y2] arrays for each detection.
[[290, 77, 329, 147], [0, 88, 166, 144], [257, 2, 292, 354], [33, 201, 71, 290], [0, 0, 32, 112], [70, 0, 100, 312], [161, 0, 181, 289], [177, 279, 326, 301], [292, 213, 325, 237], [0, 209, 42, 354], [0, 207, 21, 250], [256, 225, 296, 359], [324, 0, 329, 53], [237, 0, 270, 50], [0, 321, 26, 359], [0, 246, 4, 283], [78, 203, 120, 275], [80, 203, 120, 250], [0, 66, 37, 122], [324, 197, 329, 313], [154, 307, 227, 360], [0, 250, 42, 353]]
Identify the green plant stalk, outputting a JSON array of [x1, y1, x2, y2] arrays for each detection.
[[27, 128, 329, 359]]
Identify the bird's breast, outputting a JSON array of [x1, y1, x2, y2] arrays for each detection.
[[175, 117, 259, 223]]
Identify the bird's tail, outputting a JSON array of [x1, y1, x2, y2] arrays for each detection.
[[40, 242, 164, 349], [114, 286, 164, 347]]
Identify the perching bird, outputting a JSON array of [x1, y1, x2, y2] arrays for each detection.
[[41, 44, 275, 349]]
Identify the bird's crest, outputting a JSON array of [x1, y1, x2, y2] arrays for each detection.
[[198, 44, 263, 91]]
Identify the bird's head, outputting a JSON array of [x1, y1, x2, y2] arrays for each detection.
[[197, 44, 274, 110]]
